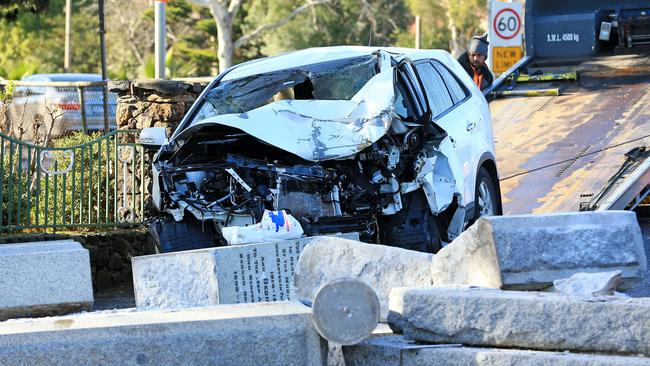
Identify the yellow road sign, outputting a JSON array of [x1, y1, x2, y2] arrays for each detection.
[[492, 46, 523, 74]]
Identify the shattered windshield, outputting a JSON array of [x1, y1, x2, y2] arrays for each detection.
[[190, 55, 379, 125]]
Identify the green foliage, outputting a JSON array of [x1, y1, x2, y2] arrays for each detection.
[[0, 131, 125, 230], [242, 0, 411, 57], [0, 81, 15, 102], [1, 0, 488, 80], [164, 0, 219, 76], [37, 131, 116, 227], [0, 145, 31, 227], [0, 0, 101, 78], [394, 0, 451, 50], [143, 54, 155, 79], [0, 0, 50, 20]]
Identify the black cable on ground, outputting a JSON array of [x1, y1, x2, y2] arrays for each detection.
[[500, 133, 650, 181]]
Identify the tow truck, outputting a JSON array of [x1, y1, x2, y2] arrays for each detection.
[[487, 0, 650, 222]]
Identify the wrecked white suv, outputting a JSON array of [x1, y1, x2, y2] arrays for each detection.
[[141, 46, 502, 253]]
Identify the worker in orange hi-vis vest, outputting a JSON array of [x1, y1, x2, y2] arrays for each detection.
[[457, 34, 494, 91]]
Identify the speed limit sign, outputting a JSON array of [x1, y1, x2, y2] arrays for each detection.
[[488, 1, 524, 73], [493, 8, 521, 40]]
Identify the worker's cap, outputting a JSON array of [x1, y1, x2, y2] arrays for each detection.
[[468, 34, 489, 57]]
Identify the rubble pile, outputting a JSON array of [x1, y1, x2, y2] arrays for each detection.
[[337, 211, 650, 365], [0, 211, 648, 365]]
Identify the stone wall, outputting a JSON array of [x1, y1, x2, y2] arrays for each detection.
[[0, 230, 153, 291], [108, 79, 211, 134], [108, 78, 212, 211]]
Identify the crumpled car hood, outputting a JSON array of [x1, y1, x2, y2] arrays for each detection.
[[177, 51, 395, 162]]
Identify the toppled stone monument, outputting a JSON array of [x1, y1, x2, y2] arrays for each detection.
[[430, 211, 646, 290], [343, 335, 650, 366], [388, 287, 650, 356], [0, 240, 93, 320], [0, 301, 326, 366], [290, 237, 434, 321], [133, 234, 356, 310]]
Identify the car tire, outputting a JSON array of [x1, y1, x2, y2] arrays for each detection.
[[380, 190, 442, 254], [474, 167, 501, 219]]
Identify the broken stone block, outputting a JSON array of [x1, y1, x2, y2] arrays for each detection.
[[290, 237, 434, 321], [133, 234, 357, 310], [388, 287, 650, 356], [549, 271, 622, 296], [343, 335, 650, 366], [0, 240, 93, 320], [430, 211, 646, 290], [0, 301, 326, 366]]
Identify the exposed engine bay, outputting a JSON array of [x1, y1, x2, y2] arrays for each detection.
[[150, 50, 466, 252]]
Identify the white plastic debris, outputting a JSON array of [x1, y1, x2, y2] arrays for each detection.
[[222, 210, 304, 245]]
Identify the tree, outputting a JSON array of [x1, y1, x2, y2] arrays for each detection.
[[0, 0, 101, 78], [246, 0, 411, 57], [105, 0, 153, 77], [394, 0, 486, 56], [394, 0, 449, 50], [0, 0, 49, 20], [442, 0, 487, 57], [190, 0, 332, 72]]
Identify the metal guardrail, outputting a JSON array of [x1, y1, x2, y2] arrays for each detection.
[[0, 129, 146, 232], [0, 80, 117, 140]]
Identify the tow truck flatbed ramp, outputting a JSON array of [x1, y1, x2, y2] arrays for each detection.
[[491, 53, 650, 214]]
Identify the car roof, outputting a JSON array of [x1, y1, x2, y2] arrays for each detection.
[[22, 73, 103, 82], [221, 46, 454, 81]]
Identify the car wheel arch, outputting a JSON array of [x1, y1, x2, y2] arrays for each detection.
[[474, 152, 502, 217]]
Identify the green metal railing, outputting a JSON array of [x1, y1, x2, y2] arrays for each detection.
[[0, 130, 146, 232]]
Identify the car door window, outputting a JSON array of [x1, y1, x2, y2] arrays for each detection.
[[397, 62, 426, 116], [431, 61, 469, 104], [394, 84, 411, 121], [394, 71, 419, 122], [414, 62, 453, 118]]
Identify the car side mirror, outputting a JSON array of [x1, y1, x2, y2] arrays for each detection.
[[139, 127, 169, 150]]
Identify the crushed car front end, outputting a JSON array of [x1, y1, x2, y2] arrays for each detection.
[[146, 48, 466, 253]]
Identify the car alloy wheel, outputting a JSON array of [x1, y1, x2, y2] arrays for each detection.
[[475, 167, 498, 219]]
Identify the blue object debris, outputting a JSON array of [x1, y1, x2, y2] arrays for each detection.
[[268, 211, 285, 232]]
